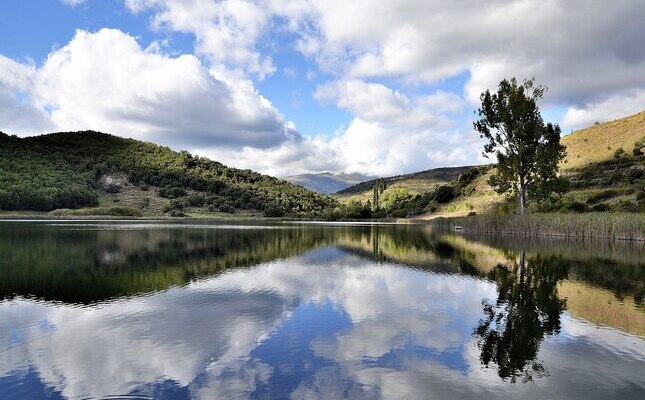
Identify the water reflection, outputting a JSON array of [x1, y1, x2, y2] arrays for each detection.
[[0, 221, 643, 399], [474, 251, 568, 381]]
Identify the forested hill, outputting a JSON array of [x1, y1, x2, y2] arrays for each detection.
[[0, 131, 337, 217], [336, 166, 473, 196]]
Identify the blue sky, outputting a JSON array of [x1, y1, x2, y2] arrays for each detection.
[[1, 0, 644, 176]]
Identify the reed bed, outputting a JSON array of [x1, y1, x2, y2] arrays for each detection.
[[430, 213, 645, 241]]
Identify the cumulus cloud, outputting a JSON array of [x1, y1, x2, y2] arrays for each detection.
[[124, 0, 275, 78], [202, 80, 480, 176], [0, 28, 294, 150], [280, 1, 645, 107], [117, 0, 645, 175], [0, 56, 56, 134]]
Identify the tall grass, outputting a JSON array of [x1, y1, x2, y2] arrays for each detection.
[[431, 213, 645, 241]]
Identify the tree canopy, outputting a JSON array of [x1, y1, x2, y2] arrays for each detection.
[[474, 77, 566, 213]]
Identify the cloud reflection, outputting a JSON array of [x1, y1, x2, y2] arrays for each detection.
[[0, 247, 643, 399]]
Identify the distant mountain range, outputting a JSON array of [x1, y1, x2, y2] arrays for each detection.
[[285, 172, 374, 194]]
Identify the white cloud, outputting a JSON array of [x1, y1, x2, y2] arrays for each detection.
[[0, 28, 294, 150], [0, 56, 56, 135], [124, 0, 275, 78], [280, 0, 645, 109], [202, 80, 481, 177], [117, 0, 645, 175], [562, 90, 645, 128]]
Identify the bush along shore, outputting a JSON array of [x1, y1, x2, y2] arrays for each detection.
[[429, 213, 645, 241]]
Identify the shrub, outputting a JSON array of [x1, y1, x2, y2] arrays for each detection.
[[104, 183, 122, 193], [613, 147, 625, 159], [585, 189, 618, 204], [219, 204, 236, 213], [633, 136, 645, 156], [158, 186, 186, 199], [457, 167, 481, 185], [380, 188, 412, 209], [566, 201, 589, 213], [183, 194, 206, 207], [162, 199, 184, 213], [591, 203, 610, 212], [49, 206, 142, 217], [434, 185, 456, 203], [627, 168, 644, 184]]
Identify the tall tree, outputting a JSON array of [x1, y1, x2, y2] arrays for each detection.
[[372, 179, 387, 210], [474, 77, 566, 214]]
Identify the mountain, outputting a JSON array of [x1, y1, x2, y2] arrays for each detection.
[[0, 131, 337, 217], [285, 172, 373, 194]]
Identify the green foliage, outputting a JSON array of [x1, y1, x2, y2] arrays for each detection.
[[158, 186, 186, 199], [372, 178, 387, 209], [380, 188, 412, 209], [0, 133, 98, 211], [585, 189, 619, 204], [433, 185, 456, 203], [633, 136, 645, 156], [0, 131, 338, 216], [473, 77, 566, 213]]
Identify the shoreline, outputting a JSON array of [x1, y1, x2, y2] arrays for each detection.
[[2, 211, 645, 241]]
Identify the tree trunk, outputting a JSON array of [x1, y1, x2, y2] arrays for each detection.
[[519, 186, 526, 215]]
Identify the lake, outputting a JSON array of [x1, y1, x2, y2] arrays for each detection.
[[0, 220, 643, 399]]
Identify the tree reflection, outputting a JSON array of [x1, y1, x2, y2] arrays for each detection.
[[474, 250, 569, 382]]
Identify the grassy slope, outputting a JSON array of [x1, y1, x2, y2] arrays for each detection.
[[431, 111, 645, 217], [560, 111, 645, 170]]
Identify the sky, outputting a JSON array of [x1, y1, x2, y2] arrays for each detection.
[[1, 0, 644, 177]]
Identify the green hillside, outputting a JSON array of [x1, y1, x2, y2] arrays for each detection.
[[335, 166, 472, 202], [0, 131, 337, 217]]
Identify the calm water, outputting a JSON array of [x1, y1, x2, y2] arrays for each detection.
[[0, 221, 643, 399]]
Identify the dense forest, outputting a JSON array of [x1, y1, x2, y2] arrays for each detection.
[[0, 131, 337, 217]]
